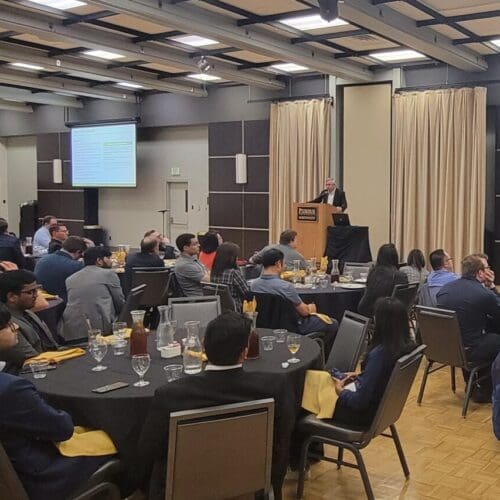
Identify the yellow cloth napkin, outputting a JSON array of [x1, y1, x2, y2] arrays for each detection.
[[319, 256, 328, 273], [55, 426, 117, 457], [23, 348, 86, 366], [99, 330, 132, 344], [185, 350, 208, 362], [310, 312, 333, 325], [243, 298, 257, 313], [40, 291, 58, 300], [301, 370, 338, 419]]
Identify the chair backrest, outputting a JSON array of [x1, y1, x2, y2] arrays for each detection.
[[253, 293, 298, 332], [168, 296, 221, 328], [391, 282, 420, 311], [241, 264, 262, 280], [166, 399, 274, 500], [131, 268, 171, 306], [201, 282, 236, 312], [342, 262, 371, 279], [0, 442, 29, 500], [415, 306, 468, 368], [117, 284, 146, 326], [417, 282, 437, 307], [367, 345, 425, 440], [325, 311, 370, 372]]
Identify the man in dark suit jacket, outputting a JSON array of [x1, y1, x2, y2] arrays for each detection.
[[0, 270, 58, 373], [35, 236, 86, 302], [138, 311, 295, 499], [310, 178, 348, 212], [0, 218, 25, 269]]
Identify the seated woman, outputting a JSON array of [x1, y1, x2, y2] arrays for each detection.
[[210, 242, 250, 312], [399, 249, 429, 284], [332, 297, 415, 428], [198, 232, 221, 270], [358, 243, 408, 318]]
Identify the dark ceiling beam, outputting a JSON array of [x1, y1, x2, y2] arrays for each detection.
[[417, 9, 500, 27], [237, 8, 319, 27], [107, 59, 148, 69], [0, 31, 19, 40], [87, 19, 145, 37], [157, 71, 191, 80], [236, 61, 279, 70], [48, 46, 87, 57], [199, 0, 252, 18], [62, 10, 115, 26], [454, 35, 500, 45], [291, 28, 370, 44], [132, 30, 184, 43]]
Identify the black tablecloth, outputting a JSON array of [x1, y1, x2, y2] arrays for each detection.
[[298, 285, 364, 321], [24, 329, 320, 485], [36, 297, 65, 338], [325, 226, 372, 268]]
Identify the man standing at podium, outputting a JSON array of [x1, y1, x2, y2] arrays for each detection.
[[310, 178, 347, 212]]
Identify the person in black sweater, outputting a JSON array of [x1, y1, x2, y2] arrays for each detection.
[[332, 297, 415, 428], [358, 243, 408, 318]]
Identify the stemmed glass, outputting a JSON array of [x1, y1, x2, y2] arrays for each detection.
[[132, 354, 151, 387], [89, 339, 108, 371], [287, 334, 301, 364]]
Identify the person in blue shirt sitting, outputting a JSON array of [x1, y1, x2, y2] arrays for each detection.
[[332, 297, 416, 428]]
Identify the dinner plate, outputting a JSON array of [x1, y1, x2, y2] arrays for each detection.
[[354, 278, 367, 283], [340, 283, 366, 289]]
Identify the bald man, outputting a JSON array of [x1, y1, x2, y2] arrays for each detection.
[[311, 178, 347, 212]]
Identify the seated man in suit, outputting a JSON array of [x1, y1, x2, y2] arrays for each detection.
[[124, 237, 165, 294], [60, 247, 125, 341], [310, 178, 347, 212], [0, 270, 58, 373], [139, 311, 295, 499], [0, 218, 25, 269], [0, 303, 114, 500], [47, 223, 69, 254], [35, 236, 86, 302]]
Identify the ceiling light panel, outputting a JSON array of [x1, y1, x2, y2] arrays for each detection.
[[29, 0, 87, 10], [187, 73, 221, 81], [491, 39, 500, 48], [270, 63, 309, 73], [171, 35, 219, 47], [83, 50, 124, 60], [370, 50, 426, 62], [10, 62, 45, 71], [280, 14, 347, 31], [116, 82, 144, 89]]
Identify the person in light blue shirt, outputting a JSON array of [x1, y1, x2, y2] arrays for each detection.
[[33, 215, 57, 256]]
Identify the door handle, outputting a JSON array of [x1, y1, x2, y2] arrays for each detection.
[[185, 190, 188, 213]]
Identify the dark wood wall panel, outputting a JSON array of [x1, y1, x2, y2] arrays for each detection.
[[208, 194, 243, 227], [209, 158, 242, 192], [244, 195, 268, 229], [245, 230, 269, 255], [209, 227, 244, 251], [244, 120, 269, 155], [209, 121, 242, 156], [246, 157, 269, 192]]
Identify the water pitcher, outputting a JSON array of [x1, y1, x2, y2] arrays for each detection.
[[183, 321, 203, 374]]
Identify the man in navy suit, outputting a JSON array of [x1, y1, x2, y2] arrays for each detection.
[[0, 303, 112, 500], [310, 178, 348, 212], [0, 218, 25, 269]]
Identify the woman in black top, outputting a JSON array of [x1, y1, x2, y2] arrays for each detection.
[[358, 243, 408, 318]]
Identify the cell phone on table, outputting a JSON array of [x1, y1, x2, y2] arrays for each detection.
[[19, 364, 57, 375], [330, 368, 346, 380], [92, 382, 129, 393]]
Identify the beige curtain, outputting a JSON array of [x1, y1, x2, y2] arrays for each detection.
[[392, 87, 486, 269], [269, 98, 331, 243]]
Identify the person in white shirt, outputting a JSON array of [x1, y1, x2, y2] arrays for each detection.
[[310, 178, 347, 212], [33, 215, 57, 256]]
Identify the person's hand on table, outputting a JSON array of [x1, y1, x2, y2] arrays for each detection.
[[307, 303, 317, 314], [0, 260, 18, 271]]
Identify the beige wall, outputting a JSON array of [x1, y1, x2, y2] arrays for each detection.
[[343, 83, 392, 258]]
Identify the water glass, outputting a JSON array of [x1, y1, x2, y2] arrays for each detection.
[[164, 364, 183, 382], [132, 354, 151, 387], [30, 361, 49, 379], [287, 334, 301, 364], [273, 329, 287, 343], [112, 339, 127, 356], [319, 276, 329, 288], [89, 339, 108, 371], [360, 272, 368, 281], [88, 328, 102, 347], [112, 322, 127, 340], [261, 336, 276, 351]]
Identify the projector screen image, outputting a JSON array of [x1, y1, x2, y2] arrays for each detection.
[[71, 122, 137, 187]]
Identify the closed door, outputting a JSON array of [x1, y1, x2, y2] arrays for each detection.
[[167, 181, 188, 242]]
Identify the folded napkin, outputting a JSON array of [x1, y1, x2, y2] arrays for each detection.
[[39, 292, 58, 300], [301, 370, 338, 419], [23, 348, 86, 366], [185, 350, 208, 362], [243, 298, 257, 313], [55, 426, 117, 457], [99, 329, 132, 344], [310, 312, 333, 325]]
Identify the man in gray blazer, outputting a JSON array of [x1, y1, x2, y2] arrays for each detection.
[[60, 246, 125, 342], [0, 270, 58, 373]]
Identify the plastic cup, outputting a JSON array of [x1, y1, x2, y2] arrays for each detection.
[[261, 336, 276, 351], [164, 364, 183, 382], [30, 361, 49, 379], [112, 339, 127, 356], [273, 329, 287, 343], [319, 277, 329, 288]]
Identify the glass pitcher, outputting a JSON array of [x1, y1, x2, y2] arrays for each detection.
[[156, 305, 175, 350], [292, 259, 301, 285], [130, 310, 148, 356], [183, 321, 203, 374], [330, 259, 340, 283], [245, 312, 260, 359]]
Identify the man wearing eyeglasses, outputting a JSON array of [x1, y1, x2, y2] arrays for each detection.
[[437, 254, 500, 403], [0, 270, 58, 373], [47, 224, 70, 254]]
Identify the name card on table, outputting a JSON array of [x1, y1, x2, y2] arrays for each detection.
[[297, 206, 317, 222]]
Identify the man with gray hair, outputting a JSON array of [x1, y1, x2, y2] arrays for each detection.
[[311, 178, 347, 212]]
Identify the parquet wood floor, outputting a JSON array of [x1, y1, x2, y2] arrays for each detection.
[[283, 365, 500, 499]]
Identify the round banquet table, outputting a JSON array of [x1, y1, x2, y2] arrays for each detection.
[[23, 329, 320, 486], [297, 283, 365, 321]]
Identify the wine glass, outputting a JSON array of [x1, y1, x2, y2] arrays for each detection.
[[132, 354, 151, 387], [89, 339, 108, 371], [287, 334, 301, 364]]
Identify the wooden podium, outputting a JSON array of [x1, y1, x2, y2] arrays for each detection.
[[291, 203, 337, 261]]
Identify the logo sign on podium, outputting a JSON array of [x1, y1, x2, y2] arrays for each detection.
[[297, 206, 317, 222]]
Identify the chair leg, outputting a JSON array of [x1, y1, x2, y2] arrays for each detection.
[[451, 366, 456, 393], [390, 424, 410, 478], [337, 447, 344, 469], [462, 368, 478, 418], [417, 360, 433, 404], [350, 446, 374, 500], [296, 438, 312, 499]]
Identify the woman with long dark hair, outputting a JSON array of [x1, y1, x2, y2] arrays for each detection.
[[358, 243, 408, 318], [400, 249, 429, 284], [211, 242, 250, 311], [332, 297, 415, 427], [198, 232, 221, 270]]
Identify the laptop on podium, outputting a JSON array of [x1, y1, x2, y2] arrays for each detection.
[[332, 213, 350, 226]]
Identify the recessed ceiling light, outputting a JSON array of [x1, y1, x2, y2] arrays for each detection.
[[281, 14, 347, 31], [270, 63, 309, 73], [370, 49, 426, 62], [29, 0, 87, 10], [187, 73, 221, 82], [10, 62, 45, 71], [171, 35, 219, 47], [491, 39, 500, 48], [83, 50, 124, 60], [116, 82, 144, 89]]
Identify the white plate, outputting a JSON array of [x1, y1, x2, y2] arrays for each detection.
[[340, 283, 366, 289], [354, 278, 367, 283]]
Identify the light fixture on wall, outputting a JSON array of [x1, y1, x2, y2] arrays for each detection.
[[53, 159, 63, 184], [235, 154, 247, 184]]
